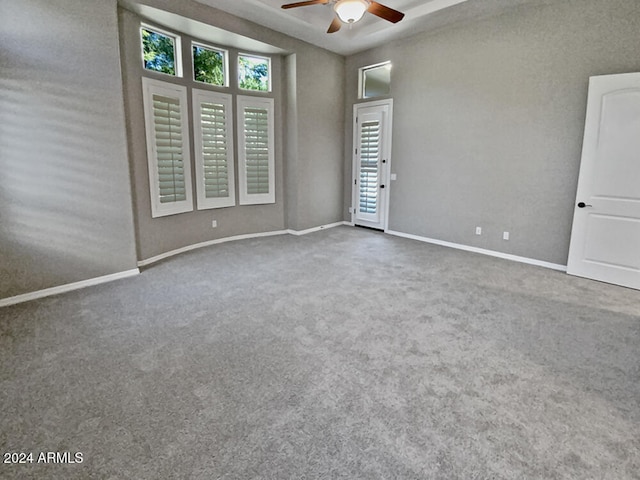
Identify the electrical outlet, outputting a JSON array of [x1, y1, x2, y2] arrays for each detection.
[[390, 173, 397, 181], [212, 220, 217, 228], [503, 231, 510, 240], [475, 227, 482, 235]]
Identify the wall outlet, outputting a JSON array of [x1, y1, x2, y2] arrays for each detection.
[[390, 173, 397, 181], [503, 231, 510, 240], [212, 220, 217, 228], [475, 226, 482, 235]]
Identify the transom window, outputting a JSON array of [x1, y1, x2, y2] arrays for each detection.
[[359, 61, 391, 99], [193, 43, 227, 87], [238, 54, 271, 92], [140, 25, 182, 77]]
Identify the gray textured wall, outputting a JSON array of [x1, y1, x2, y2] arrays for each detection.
[[0, 0, 138, 299], [344, 0, 640, 265], [287, 48, 345, 231], [119, 0, 345, 260]]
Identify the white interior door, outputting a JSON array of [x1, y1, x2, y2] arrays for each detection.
[[352, 100, 393, 230], [567, 72, 640, 290]]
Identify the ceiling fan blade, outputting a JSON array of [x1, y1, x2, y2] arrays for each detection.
[[281, 0, 329, 9], [327, 16, 342, 33], [367, 1, 405, 23]]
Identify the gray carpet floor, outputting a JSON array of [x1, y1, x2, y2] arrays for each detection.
[[1, 226, 639, 479]]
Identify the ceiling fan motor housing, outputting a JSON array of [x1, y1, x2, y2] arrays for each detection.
[[281, 0, 404, 34], [334, 0, 370, 24]]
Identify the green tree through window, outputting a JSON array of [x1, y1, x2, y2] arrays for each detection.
[[238, 55, 269, 91], [141, 28, 176, 75], [193, 45, 225, 86]]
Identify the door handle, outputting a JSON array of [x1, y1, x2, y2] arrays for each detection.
[[380, 184, 385, 189], [577, 202, 592, 208]]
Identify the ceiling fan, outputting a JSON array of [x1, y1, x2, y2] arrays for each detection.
[[281, 0, 405, 34]]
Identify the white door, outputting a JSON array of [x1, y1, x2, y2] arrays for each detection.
[[352, 100, 393, 230], [567, 72, 640, 290]]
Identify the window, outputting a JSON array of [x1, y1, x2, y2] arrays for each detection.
[[140, 25, 182, 77], [193, 43, 227, 87], [237, 96, 275, 205], [238, 54, 271, 92], [138, 22, 278, 215], [359, 62, 391, 99], [192, 89, 235, 209], [141, 78, 193, 217]]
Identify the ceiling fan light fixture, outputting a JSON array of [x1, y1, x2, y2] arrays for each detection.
[[334, 0, 368, 24]]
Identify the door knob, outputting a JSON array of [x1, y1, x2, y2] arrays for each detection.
[[380, 185, 385, 189], [577, 202, 592, 208]]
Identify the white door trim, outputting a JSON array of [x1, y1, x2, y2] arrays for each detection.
[[351, 98, 393, 231]]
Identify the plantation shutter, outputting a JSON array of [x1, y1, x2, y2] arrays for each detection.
[[244, 107, 270, 195], [359, 120, 380, 215], [192, 89, 235, 209], [153, 94, 187, 203], [237, 96, 275, 205], [141, 78, 193, 217]]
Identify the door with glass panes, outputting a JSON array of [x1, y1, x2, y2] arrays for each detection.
[[352, 100, 392, 230]]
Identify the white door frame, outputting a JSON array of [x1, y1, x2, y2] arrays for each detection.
[[351, 98, 393, 231]]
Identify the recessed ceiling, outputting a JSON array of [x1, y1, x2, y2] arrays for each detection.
[[193, 0, 472, 55]]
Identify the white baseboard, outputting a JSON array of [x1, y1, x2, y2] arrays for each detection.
[[287, 221, 349, 236], [138, 221, 349, 267], [386, 230, 567, 272], [137, 230, 290, 267], [0, 268, 140, 308]]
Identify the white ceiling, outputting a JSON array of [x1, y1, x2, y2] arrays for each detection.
[[193, 0, 549, 56], [194, 0, 471, 55]]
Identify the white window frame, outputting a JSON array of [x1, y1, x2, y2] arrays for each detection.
[[238, 53, 272, 93], [140, 24, 183, 78], [192, 42, 229, 87], [141, 78, 193, 217], [192, 89, 235, 210], [237, 95, 275, 205]]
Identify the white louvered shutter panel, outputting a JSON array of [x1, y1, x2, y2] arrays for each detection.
[[237, 96, 275, 205], [359, 120, 380, 215], [142, 78, 193, 217], [244, 107, 270, 195], [154, 95, 186, 203], [193, 89, 235, 209]]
